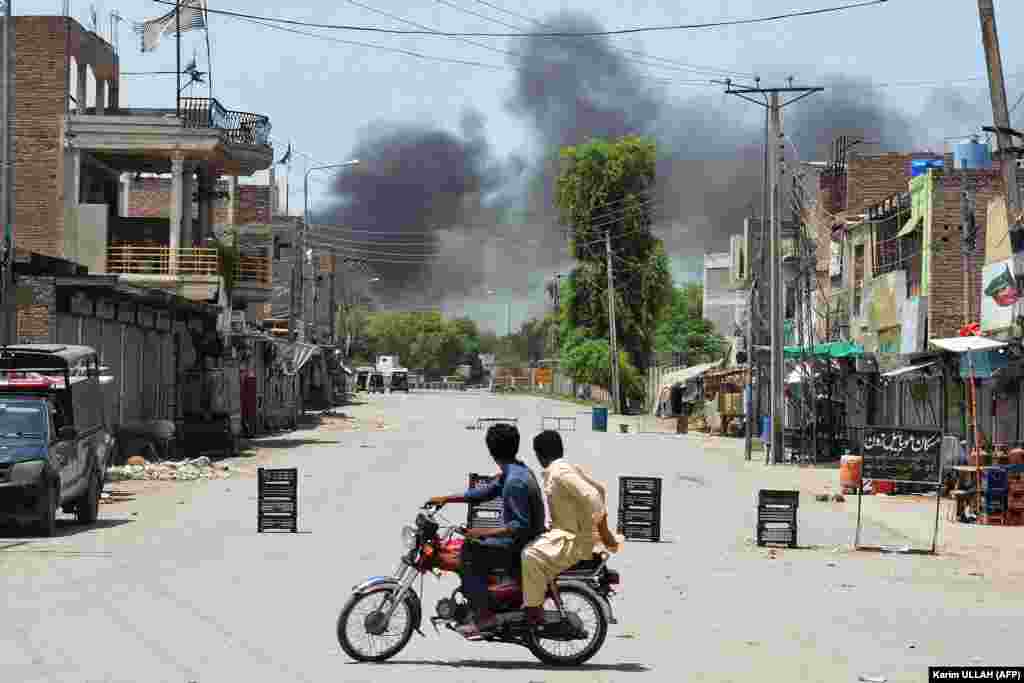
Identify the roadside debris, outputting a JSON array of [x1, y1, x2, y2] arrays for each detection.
[[858, 675, 887, 683], [106, 457, 235, 482]]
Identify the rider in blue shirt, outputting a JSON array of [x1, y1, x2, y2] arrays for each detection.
[[428, 423, 545, 637]]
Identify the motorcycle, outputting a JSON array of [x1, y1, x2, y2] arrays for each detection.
[[337, 502, 621, 666]]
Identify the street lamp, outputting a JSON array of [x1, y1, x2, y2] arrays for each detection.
[[293, 159, 360, 342]]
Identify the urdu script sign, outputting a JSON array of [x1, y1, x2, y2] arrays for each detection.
[[861, 426, 942, 484]]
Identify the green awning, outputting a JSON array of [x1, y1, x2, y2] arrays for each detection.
[[784, 341, 865, 358]]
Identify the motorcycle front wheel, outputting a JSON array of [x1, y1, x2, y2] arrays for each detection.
[[337, 586, 415, 662]]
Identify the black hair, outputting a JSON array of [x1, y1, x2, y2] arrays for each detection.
[[533, 430, 563, 465], [485, 423, 520, 463]]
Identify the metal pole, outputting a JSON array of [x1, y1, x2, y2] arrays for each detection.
[[1, 0, 11, 345], [744, 279, 756, 460], [753, 105, 769, 453], [175, 0, 180, 117], [769, 91, 784, 465], [606, 226, 620, 414], [979, 0, 1024, 318], [329, 254, 336, 345]]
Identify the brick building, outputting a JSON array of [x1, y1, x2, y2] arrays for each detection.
[[10, 16, 274, 344]]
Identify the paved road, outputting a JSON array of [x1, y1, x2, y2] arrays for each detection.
[[2, 391, 1021, 683]]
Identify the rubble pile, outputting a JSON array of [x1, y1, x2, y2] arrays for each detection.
[[106, 456, 234, 482]]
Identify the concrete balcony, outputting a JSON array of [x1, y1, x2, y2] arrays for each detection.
[[67, 97, 273, 176], [106, 242, 272, 305]]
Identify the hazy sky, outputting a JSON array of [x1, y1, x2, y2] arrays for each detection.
[[20, 0, 1024, 332]]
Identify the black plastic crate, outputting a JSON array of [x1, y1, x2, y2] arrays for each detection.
[[620, 477, 662, 496], [618, 477, 663, 542], [621, 508, 659, 524], [758, 526, 797, 546], [756, 489, 798, 548], [619, 493, 657, 509], [467, 473, 505, 528], [617, 521, 661, 541], [757, 506, 797, 524], [258, 467, 298, 533], [758, 490, 799, 508]]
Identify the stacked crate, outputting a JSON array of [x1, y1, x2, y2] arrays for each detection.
[[980, 468, 1009, 525], [1007, 465, 1024, 526], [466, 473, 505, 529], [617, 477, 662, 542], [756, 490, 799, 548]]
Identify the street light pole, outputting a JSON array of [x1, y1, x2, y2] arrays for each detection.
[[295, 159, 359, 343]]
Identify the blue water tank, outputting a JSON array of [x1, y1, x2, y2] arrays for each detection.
[[954, 137, 992, 170]]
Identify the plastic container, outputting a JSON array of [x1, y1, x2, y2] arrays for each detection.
[[592, 407, 608, 432], [840, 455, 863, 491], [874, 480, 895, 495]]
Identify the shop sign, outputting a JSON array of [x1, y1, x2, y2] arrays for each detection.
[[861, 426, 942, 484]]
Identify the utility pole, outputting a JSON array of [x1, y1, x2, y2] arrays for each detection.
[[978, 0, 1024, 309], [605, 227, 620, 414], [289, 215, 305, 342], [329, 251, 337, 345], [1, 0, 12, 344], [724, 79, 823, 465]]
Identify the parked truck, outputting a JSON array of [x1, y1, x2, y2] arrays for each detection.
[[0, 345, 114, 536]]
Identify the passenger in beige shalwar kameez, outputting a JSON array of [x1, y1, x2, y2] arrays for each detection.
[[521, 430, 622, 624]]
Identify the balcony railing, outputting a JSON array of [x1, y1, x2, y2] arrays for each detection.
[[108, 243, 218, 276], [179, 97, 272, 147], [108, 243, 272, 289]]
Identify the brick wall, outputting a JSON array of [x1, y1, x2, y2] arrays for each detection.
[[927, 169, 1001, 339], [846, 153, 949, 215], [13, 17, 70, 259], [15, 276, 57, 343], [125, 178, 272, 227]]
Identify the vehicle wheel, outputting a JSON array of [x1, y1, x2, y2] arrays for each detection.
[[76, 467, 101, 524], [36, 480, 58, 537], [337, 586, 416, 662], [526, 585, 608, 667]]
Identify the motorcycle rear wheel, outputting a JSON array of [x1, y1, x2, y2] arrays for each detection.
[[337, 586, 415, 662], [526, 585, 608, 666]]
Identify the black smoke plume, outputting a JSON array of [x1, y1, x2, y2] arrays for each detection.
[[323, 10, 977, 323]]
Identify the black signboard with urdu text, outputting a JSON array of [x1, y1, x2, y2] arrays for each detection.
[[861, 426, 942, 484]]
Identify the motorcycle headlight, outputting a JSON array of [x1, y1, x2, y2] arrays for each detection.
[[401, 525, 418, 550]]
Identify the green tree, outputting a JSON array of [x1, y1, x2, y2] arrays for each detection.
[[364, 311, 482, 376], [555, 136, 673, 407], [654, 284, 725, 363]]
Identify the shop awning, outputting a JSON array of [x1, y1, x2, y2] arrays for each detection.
[[784, 341, 864, 358], [656, 361, 720, 391], [881, 361, 936, 378], [930, 337, 1007, 354]]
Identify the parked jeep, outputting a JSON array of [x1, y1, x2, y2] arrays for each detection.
[[0, 345, 114, 536]]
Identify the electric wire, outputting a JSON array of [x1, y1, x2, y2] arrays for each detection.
[[439, 0, 752, 78], [152, 0, 888, 38]]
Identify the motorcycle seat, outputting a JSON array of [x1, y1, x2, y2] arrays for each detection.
[[561, 553, 605, 575]]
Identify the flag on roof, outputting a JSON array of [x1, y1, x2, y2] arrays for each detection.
[[134, 0, 207, 53]]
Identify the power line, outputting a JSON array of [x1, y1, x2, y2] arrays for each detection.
[[231, 15, 723, 88], [439, 0, 748, 78], [153, 0, 889, 38]]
